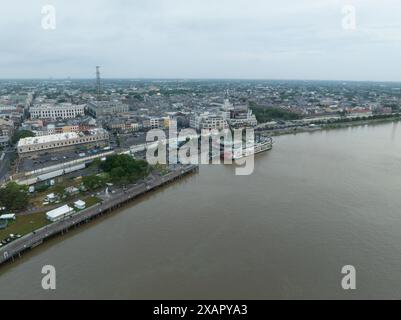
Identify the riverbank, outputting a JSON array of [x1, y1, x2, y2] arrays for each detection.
[[3, 123, 401, 299], [0, 164, 199, 266], [259, 116, 401, 137]]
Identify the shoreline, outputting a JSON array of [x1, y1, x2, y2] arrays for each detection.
[[258, 116, 401, 137], [0, 164, 199, 267], [1, 117, 399, 267]]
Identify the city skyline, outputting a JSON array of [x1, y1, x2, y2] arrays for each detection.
[[2, 0, 401, 302], [1, 0, 401, 81], [2, 77, 401, 82]]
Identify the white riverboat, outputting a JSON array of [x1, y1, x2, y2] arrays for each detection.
[[219, 136, 273, 160]]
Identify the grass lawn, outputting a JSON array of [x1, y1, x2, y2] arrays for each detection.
[[0, 212, 50, 240], [0, 197, 102, 241], [29, 178, 84, 208], [153, 165, 169, 176], [83, 196, 102, 208]]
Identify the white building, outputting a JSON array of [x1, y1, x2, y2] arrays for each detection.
[[221, 100, 258, 128], [190, 113, 228, 131], [17, 128, 109, 156], [0, 214, 16, 221], [226, 108, 258, 128], [0, 105, 17, 111], [74, 200, 86, 210], [46, 205, 74, 222], [30, 103, 86, 120], [45, 193, 57, 203]]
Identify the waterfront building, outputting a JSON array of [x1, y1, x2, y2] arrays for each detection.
[[190, 112, 229, 131], [46, 205, 74, 222], [220, 99, 258, 128], [226, 106, 258, 128], [17, 128, 109, 156]]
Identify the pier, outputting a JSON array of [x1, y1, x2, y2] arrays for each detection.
[[0, 164, 199, 266]]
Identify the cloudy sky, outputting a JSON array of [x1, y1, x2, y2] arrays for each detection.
[[1, 0, 401, 80]]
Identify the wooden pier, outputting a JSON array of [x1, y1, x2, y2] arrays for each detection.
[[0, 164, 199, 267]]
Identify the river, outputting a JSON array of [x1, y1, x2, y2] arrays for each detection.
[[1, 122, 401, 299]]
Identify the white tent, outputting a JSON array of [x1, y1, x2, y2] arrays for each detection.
[[46, 205, 74, 222], [0, 214, 16, 221], [74, 200, 86, 210], [46, 193, 57, 202]]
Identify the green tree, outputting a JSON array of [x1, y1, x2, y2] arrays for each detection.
[[12, 130, 35, 144], [0, 182, 29, 211], [83, 174, 107, 191], [100, 154, 149, 184], [249, 103, 300, 123]]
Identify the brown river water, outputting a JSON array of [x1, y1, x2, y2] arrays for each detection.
[[1, 122, 401, 299]]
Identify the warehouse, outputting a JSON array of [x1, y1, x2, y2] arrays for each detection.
[[17, 128, 109, 156], [46, 205, 74, 222]]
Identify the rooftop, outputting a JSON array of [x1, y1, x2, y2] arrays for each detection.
[[18, 128, 106, 147], [46, 205, 74, 219], [31, 103, 86, 110], [18, 132, 80, 146]]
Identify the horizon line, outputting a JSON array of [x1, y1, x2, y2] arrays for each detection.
[[1, 77, 401, 84]]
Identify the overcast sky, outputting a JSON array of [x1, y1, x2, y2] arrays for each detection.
[[1, 0, 401, 81]]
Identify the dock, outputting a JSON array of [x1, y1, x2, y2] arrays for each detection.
[[0, 164, 199, 266]]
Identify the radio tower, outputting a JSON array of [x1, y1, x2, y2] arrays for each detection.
[[96, 66, 101, 101]]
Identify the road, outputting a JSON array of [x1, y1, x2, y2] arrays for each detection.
[[0, 148, 15, 183]]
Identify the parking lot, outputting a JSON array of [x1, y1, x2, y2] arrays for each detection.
[[17, 146, 108, 173], [14, 132, 150, 174], [110, 132, 147, 149]]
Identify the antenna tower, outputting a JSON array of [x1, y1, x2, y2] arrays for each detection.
[[96, 66, 101, 101]]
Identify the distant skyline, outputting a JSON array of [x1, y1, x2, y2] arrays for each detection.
[[2, 0, 401, 81], [2, 78, 401, 84]]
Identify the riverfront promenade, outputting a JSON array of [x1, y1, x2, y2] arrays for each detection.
[[0, 164, 199, 266]]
